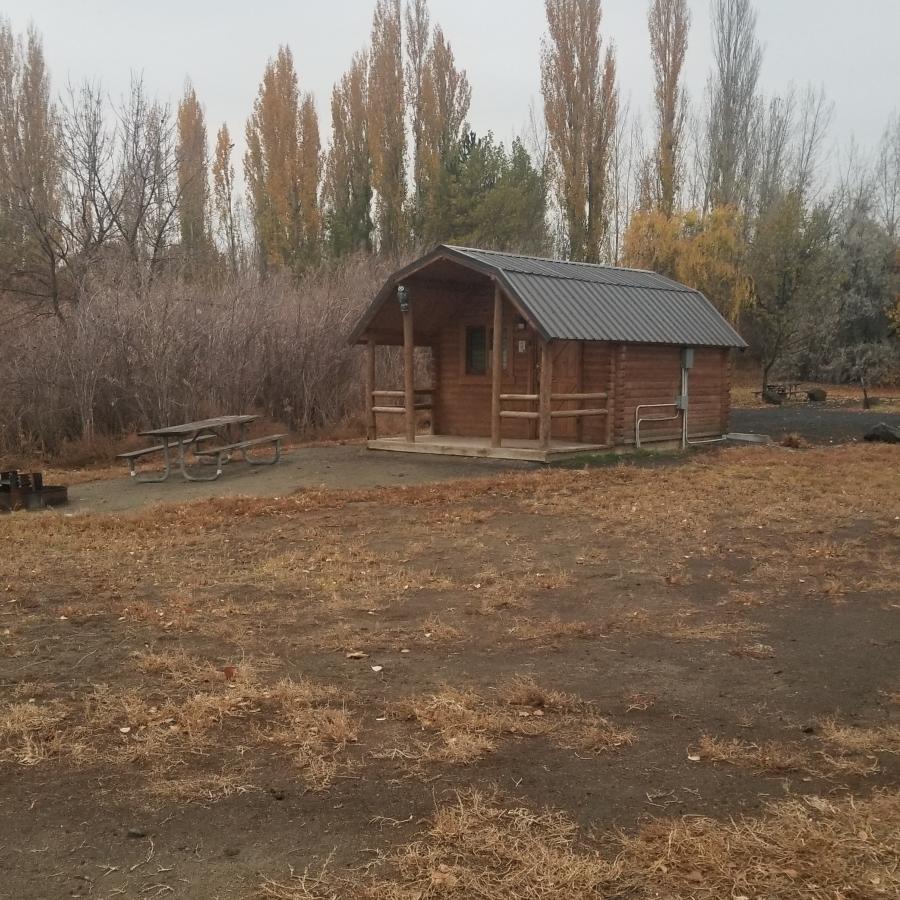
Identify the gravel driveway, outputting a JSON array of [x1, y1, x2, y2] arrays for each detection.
[[731, 405, 900, 445]]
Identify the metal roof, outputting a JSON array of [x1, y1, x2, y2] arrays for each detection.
[[349, 245, 748, 349]]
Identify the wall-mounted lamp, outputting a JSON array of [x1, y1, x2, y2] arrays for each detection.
[[397, 285, 410, 313]]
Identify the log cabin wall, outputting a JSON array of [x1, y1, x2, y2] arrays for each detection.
[[432, 317, 730, 446], [604, 344, 730, 446]]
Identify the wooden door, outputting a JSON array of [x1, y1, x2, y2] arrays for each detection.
[[510, 329, 537, 440], [549, 342, 582, 441]]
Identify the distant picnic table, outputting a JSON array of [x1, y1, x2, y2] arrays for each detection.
[[118, 415, 286, 483], [753, 382, 803, 401]]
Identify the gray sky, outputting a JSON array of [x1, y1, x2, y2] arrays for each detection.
[[5, 0, 899, 165]]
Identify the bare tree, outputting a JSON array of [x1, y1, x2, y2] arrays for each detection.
[[0, 22, 65, 315], [212, 122, 241, 273], [793, 85, 832, 201], [704, 0, 762, 211], [541, 0, 618, 262], [112, 76, 183, 272], [608, 95, 633, 263], [753, 91, 795, 216], [875, 112, 900, 239], [59, 80, 119, 273]]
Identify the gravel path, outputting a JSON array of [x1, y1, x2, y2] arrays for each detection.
[[731, 405, 900, 445], [64, 443, 531, 515]]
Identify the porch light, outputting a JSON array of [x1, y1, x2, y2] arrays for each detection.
[[397, 285, 410, 313]]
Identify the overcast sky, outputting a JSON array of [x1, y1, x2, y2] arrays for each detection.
[[5, 0, 899, 166]]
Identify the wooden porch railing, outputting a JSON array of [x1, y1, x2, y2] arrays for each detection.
[[497, 391, 609, 447], [368, 389, 433, 438]]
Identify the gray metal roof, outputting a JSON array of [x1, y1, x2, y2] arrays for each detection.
[[447, 246, 747, 348], [349, 245, 747, 348]]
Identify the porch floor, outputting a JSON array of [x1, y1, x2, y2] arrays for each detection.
[[367, 434, 608, 463]]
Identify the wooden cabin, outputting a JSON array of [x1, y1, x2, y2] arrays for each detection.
[[348, 246, 747, 462]]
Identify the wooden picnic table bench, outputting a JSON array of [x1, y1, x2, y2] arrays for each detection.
[[119, 415, 286, 483]]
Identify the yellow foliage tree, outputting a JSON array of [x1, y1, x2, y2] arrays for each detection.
[[176, 82, 211, 268], [212, 123, 240, 273], [368, 0, 406, 255], [244, 45, 322, 274], [541, 0, 618, 263], [623, 205, 751, 321], [648, 0, 689, 216]]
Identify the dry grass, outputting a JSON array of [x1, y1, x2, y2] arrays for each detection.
[[262, 788, 900, 899], [146, 771, 256, 804], [0, 699, 72, 765], [390, 678, 634, 766], [780, 432, 810, 449], [612, 790, 900, 900], [0, 662, 357, 792], [695, 734, 879, 779], [730, 642, 776, 659], [610, 608, 762, 642], [506, 616, 596, 644], [817, 718, 900, 755]]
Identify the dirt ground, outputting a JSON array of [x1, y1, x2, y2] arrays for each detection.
[[2, 443, 899, 899]]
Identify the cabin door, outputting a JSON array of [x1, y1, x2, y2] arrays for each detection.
[[511, 330, 537, 440], [548, 342, 581, 441]]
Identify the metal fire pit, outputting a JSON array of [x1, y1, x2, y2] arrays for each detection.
[[0, 471, 69, 512]]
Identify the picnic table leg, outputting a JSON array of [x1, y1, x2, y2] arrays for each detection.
[[243, 437, 282, 466], [131, 442, 172, 483], [178, 431, 222, 482]]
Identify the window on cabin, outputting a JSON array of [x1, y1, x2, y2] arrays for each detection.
[[465, 325, 488, 375]]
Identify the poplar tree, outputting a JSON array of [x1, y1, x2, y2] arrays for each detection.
[[417, 26, 471, 243], [704, 0, 762, 211], [325, 51, 373, 257], [541, 0, 618, 262], [244, 45, 322, 274], [0, 20, 64, 313], [368, 0, 406, 255], [211, 122, 240, 272], [648, 0, 689, 216], [176, 82, 211, 266], [405, 0, 430, 241]]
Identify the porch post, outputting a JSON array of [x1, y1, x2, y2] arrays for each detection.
[[365, 338, 376, 440], [539, 338, 553, 449], [491, 284, 503, 448], [403, 303, 416, 443]]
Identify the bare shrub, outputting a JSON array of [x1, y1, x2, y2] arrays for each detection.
[[0, 253, 409, 455]]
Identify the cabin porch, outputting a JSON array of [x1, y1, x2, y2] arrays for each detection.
[[366, 433, 608, 464]]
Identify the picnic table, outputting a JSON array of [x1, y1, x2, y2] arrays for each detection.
[[753, 382, 803, 402], [118, 415, 286, 483]]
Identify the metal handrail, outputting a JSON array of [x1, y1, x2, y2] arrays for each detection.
[[635, 403, 681, 450]]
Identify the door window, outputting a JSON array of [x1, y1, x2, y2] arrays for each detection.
[[465, 325, 488, 375]]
